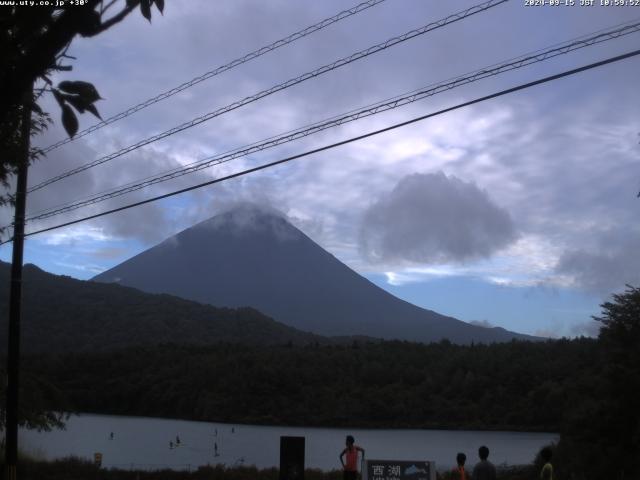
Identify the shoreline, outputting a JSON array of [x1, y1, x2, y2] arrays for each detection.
[[62, 411, 560, 435]]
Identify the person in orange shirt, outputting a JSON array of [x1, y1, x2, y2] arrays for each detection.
[[339, 435, 365, 480], [453, 452, 469, 480]]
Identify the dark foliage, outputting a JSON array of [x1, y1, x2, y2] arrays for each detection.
[[0, 262, 326, 353], [1, 457, 342, 480], [0, 0, 165, 207], [17, 339, 597, 431], [555, 285, 640, 480]]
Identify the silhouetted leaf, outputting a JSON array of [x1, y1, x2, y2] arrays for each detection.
[[62, 94, 86, 114], [85, 103, 102, 120], [61, 104, 78, 138], [31, 102, 44, 116], [52, 89, 65, 107], [77, 9, 102, 37], [155, 0, 164, 14], [58, 81, 102, 104], [57, 82, 72, 92], [140, 0, 151, 22], [126, 0, 138, 7]]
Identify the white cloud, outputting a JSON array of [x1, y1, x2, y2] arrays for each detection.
[[42, 226, 113, 246], [570, 320, 601, 338], [384, 266, 458, 286], [534, 328, 559, 339], [53, 261, 105, 275]]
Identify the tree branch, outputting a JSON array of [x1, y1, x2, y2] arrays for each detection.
[[90, 1, 139, 36], [101, 0, 119, 15], [0, 1, 101, 119], [0, 0, 141, 124]]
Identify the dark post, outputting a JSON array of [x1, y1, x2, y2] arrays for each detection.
[[279, 436, 305, 480], [4, 85, 32, 480]]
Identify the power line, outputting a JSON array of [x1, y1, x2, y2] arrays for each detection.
[[23, 20, 640, 223], [39, 0, 389, 154], [30, 17, 640, 219], [28, 0, 508, 194], [4, 47, 637, 245]]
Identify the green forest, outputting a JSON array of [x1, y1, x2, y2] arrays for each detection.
[[0, 262, 331, 353], [18, 338, 595, 431]]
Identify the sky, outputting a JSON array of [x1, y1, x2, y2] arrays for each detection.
[[1, 0, 639, 338]]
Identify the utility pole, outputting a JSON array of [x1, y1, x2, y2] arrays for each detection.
[[5, 84, 32, 480]]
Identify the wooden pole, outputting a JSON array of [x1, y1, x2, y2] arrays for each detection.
[[4, 83, 32, 480]]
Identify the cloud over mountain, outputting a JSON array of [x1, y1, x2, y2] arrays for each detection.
[[359, 172, 517, 265]]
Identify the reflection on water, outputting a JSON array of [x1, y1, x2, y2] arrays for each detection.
[[20, 414, 558, 472]]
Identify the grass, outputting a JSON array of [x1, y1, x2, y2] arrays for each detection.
[[0, 457, 541, 480]]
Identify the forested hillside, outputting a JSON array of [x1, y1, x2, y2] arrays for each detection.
[[20, 338, 598, 431], [0, 262, 327, 352]]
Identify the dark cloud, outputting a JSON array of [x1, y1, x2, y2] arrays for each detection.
[[26, 127, 100, 215], [470, 319, 494, 328], [90, 247, 130, 259], [90, 202, 171, 244], [359, 172, 517, 264], [22, 127, 217, 244], [555, 230, 640, 296]]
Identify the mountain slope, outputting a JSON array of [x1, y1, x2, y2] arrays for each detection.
[[93, 205, 536, 344], [0, 261, 326, 353]]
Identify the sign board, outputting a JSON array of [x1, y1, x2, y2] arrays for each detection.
[[93, 452, 102, 467], [364, 459, 435, 480]]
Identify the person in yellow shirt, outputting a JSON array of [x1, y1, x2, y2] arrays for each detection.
[[539, 447, 553, 480]]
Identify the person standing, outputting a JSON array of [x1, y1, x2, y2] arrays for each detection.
[[472, 446, 496, 480], [339, 435, 365, 480], [539, 447, 553, 480], [453, 452, 469, 479]]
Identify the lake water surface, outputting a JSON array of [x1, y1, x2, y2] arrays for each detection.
[[20, 414, 557, 472]]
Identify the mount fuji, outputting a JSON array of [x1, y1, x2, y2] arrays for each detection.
[[93, 205, 535, 344]]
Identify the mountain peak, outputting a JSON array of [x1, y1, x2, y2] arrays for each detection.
[[94, 205, 536, 344], [192, 203, 300, 241], [219, 202, 284, 220]]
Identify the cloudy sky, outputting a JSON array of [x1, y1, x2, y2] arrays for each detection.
[[1, 0, 639, 337]]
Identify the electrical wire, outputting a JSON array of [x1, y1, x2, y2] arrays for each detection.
[[24, 19, 640, 223], [28, 0, 508, 193], [39, 0, 390, 154], [2, 47, 636, 245]]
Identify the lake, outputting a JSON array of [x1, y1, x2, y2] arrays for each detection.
[[20, 414, 558, 472]]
